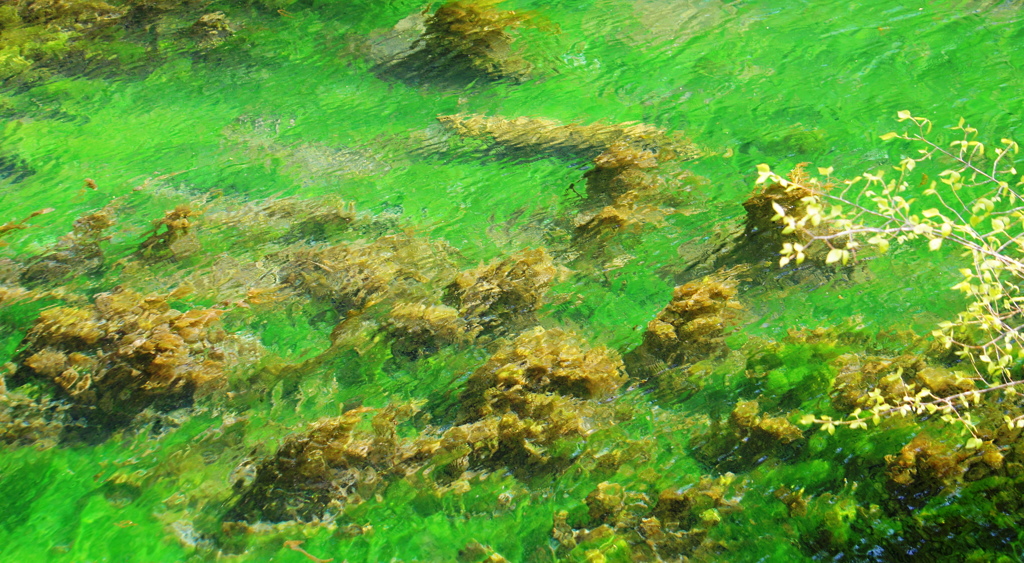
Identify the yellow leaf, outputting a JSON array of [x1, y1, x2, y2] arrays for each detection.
[[825, 248, 843, 264], [929, 238, 943, 251], [880, 132, 899, 141], [897, 110, 912, 120], [817, 166, 834, 176]]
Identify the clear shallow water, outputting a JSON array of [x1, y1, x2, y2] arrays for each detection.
[[1, 0, 1023, 561]]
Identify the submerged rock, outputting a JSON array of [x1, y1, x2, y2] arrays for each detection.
[[383, 301, 474, 360], [278, 233, 457, 316], [437, 113, 698, 164], [226, 405, 438, 523], [694, 399, 804, 472], [624, 272, 741, 387], [9, 287, 238, 436], [829, 353, 975, 413], [442, 247, 561, 338], [0, 386, 68, 449], [367, 0, 541, 86], [885, 433, 971, 512], [554, 475, 742, 561], [439, 112, 702, 247], [457, 326, 626, 418], [189, 11, 234, 49], [227, 327, 628, 523], [384, 247, 564, 361], [669, 163, 853, 287]]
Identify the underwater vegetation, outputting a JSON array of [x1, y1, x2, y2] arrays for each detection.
[[438, 112, 706, 254], [0, 0, 250, 84], [8, 286, 252, 440], [554, 474, 743, 561], [20, 206, 115, 287], [436, 112, 699, 164], [360, 0, 548, 87], [3, 1, 1024, 561], [227, 326, 629, 524], [384, 247, 560, 359]]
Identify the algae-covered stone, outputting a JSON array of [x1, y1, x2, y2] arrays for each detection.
[[556, 475, 741, 561], [443, 248, 560, 337], [830, 353, 975, 412], [694, 399, 804, 472], [280, 233, 457, 316], [226, 405, 440, 523], [10, 287, 236, 435], [384, 301, 474, 360], [368, 0, 540, 85], [21, 207, 115, 286], [228, 328, 630, 523], [885, 433, 970, 511], [437, 113, 698, 164], [458, 326, 626, 419], [0, 388, 67, 449], [624, 274, 741, 386]]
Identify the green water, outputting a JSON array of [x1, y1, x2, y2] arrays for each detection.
[[2, 0, 1024, 561]]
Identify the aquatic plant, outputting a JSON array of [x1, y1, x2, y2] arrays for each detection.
[[0, 207, 54, 246], [437, 113, 698, 164], [554, 474, 743, 561], [278, 233, 457, 317], [21, 206, 115, 286], [624, 272, 741, 386], [136, 204, 202, 261], [9, 286, 236, 435], [367, 0, 540, 85], [442, 247, 560, 337]]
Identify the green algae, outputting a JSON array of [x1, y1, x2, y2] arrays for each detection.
[[0, 1, 1024, 562]]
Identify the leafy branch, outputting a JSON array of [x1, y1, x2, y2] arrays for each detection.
[[755, 112, 1024, 444]]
